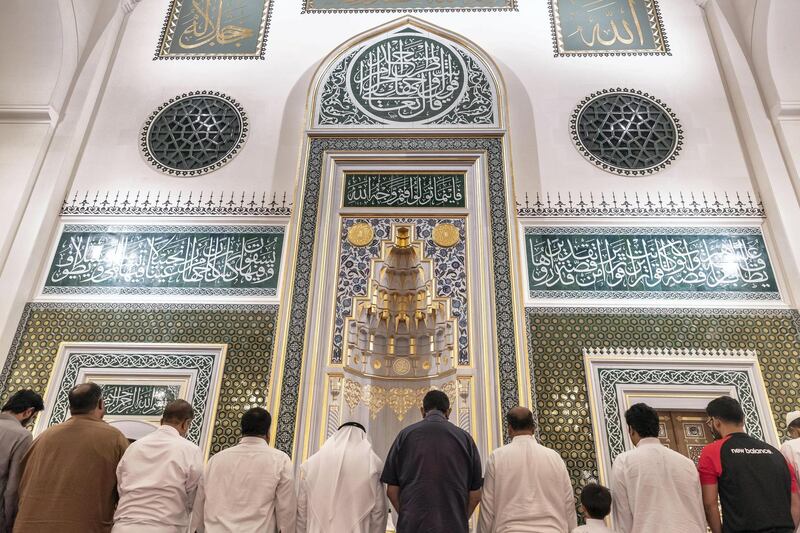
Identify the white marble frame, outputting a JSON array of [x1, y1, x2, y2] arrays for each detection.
[[584, 347, 780, 484], [35, 342, 227, 458]]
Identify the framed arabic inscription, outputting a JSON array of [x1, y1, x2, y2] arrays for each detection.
[[303, 0, 516, 13], [525, 227, 779, 300], [156, 0, 273, 59], [43, 224, 284, 296], [343, 173, 466, 208], [550, 0, 669, 56]]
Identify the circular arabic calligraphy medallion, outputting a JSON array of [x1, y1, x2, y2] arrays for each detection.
[[432, 223, 460, 248], [571, 89, 682, 176], [348, 223, 374, 247], [392, 358, 412, 376], [347, 35, 467, 124]]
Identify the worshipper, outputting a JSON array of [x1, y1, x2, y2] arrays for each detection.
[[478, 406, 576, 533], [698, 395, 800, 533], [112, 399, 203, 532], [572, 483, 615, 533], [782, 410, 800, 533], [0, 390, 42, 533], [192, 407, 296, 533], [297, 421, 387, 533], [610, 403, 706, 533], [14, 382, 129, 533], [381, 390, 482, 533]]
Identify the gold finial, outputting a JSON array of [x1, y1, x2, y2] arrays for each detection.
[[394, 226, 411, 248]]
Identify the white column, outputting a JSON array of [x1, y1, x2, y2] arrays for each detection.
[[0, 0, 142, 386], [697, 0, 800, 305]]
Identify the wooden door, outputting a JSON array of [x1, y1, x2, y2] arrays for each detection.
[[657, 410, 714, 465]]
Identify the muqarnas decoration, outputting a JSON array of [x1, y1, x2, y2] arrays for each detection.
[[141, 92, 247, 177], [156, 0, 273, 59], [303, 0, 515, 13], [571, 89, 682, 176], [550, 0, 669, 56]]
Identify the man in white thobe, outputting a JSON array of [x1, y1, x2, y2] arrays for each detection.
[[192, 407, 296, 533], [478, 406, 577, 533], [781, 410, 800, 533], [610, 403, 706, 533], [297, 422, 387, 533], [112, 399, 203, 533]]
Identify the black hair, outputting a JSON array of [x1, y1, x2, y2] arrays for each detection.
[[506, 408, 535, 432], [624, 403, 660, 439], [68, 383, 103, 415], [581, 483, 612, 519], [338, 421, 366, 432], [790, 417, 800, 430], [162, 399, 194, 424], [706, 396, 744, 425], [241, 407, 271, 437], [1, 390, 44, 414], [422, 390, 450, 413]]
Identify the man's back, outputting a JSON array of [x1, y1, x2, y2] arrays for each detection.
[[698, 432, 795, 532], [610, 438, 705, 533], [0, 414, 31, 531], [194, 437, 296, 533], [113, 425, 203, 532], [15, 416, 128, 533], [478, 435, 576, 533], [380, 411, 482, 533]]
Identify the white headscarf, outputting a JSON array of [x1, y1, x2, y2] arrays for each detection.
[[301, 425, 381, 532]]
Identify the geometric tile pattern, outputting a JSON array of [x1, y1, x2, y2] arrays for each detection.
[[526, 307, 800, 497], [571, 89, 682, 176], [0, 302, 278, 456], [141, 92, 248, 176], [277, 137, 519, 456], [303, 0, 515, 13]]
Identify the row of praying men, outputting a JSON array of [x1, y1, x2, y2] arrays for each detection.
[[0, 385, 799, 532]]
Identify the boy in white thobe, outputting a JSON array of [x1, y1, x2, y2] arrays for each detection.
[[478, 406, 577, 533], [610, 403, 706, 533], [572, 483, 615, 533], [297, 422, 387, 533], [781, 410, 800, 533], [112, 400, 203, 533]]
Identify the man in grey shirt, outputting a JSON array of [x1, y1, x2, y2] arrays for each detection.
[[0, 390, 43, 533]]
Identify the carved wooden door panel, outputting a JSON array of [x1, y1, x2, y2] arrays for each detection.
[[657, 410, 714, 465]]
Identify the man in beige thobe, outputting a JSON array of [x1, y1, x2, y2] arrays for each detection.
[[478, 406, 577, 533], [610, 403, 706, 533], [782, 410, 800, 533], [0, 390, 43, 533], [14, 383, 129, 533]]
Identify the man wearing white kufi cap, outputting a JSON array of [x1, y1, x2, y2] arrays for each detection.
[[782, 410, 800, 532], [297, 422, 388, 533]]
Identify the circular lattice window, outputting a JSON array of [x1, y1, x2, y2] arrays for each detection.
[[571, 89, 682, 176], [141, 91, 247, 176]]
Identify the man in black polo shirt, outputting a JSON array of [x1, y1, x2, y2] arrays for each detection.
[[698, 395, 800, 533], [380, 390, 482, 532]]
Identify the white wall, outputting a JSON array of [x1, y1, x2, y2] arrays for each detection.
[[70, 0, 754, 202]]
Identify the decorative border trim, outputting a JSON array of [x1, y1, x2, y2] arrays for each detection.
[[549, 0, 671, 57], [570, 89, 683, 176], [301, 0, 517, 13], [526, 225, 762, 236], [584, 346, 757, 358], [0, 302, 277, 397], [62, 191, 292, 217], [276, 137, 520, 455], [516, 191, 765, 218], [140, 92, 248, 177], [155, 0, 273, 60]]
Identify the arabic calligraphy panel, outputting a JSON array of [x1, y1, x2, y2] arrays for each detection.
[[525, 227, 779, 299], [343, 173, 466, 208], [316, 26, 498, 127], [550, 0, 669, 56], [44, 225, 284, 296], [304, 0, 515, 13], [101, 384, 180, 417], [157, 0, 272, 59]]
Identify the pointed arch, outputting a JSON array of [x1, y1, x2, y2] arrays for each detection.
[[308, 17, 505, 129]]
